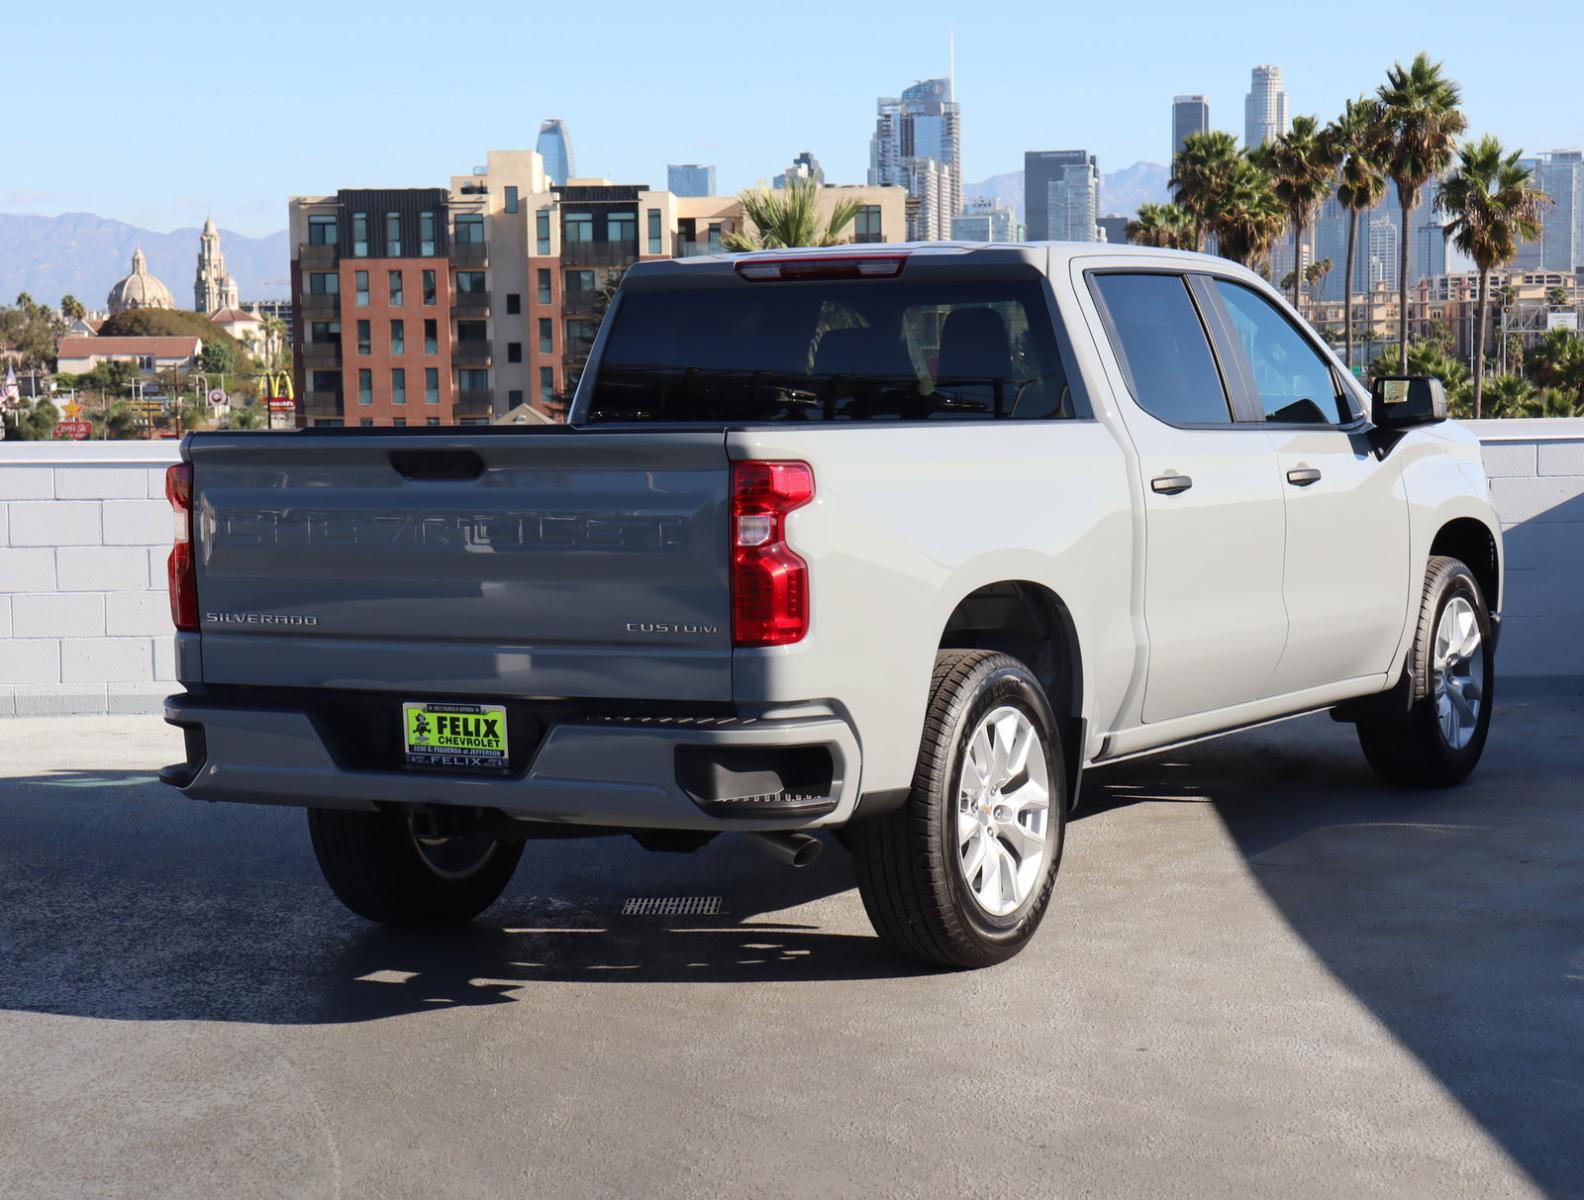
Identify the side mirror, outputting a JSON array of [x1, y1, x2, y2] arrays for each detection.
[[1370, 375, 1447, 430]]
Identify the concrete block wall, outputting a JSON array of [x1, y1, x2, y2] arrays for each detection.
[[1, 442, 180, 717], [2, 424, 1583, 717]]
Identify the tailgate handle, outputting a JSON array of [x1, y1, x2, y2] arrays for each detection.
[[388, 450, 485, 481]]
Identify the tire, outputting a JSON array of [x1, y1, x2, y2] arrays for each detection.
[[850, 650, 1067, 970], [1357, 555, 1494, 788], [307, 807, 525, 925]]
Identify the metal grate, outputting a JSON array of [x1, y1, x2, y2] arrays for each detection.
[[621, 895, 723, 917]]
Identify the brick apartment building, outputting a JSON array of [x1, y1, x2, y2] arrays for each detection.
[[288, 154, 905, 427]]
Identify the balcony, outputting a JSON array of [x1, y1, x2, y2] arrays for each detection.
[[453, 341, 493, 367], [300, 341, 341, 369], [303, 390, 343, 418], [450, 241, 489, 268], [451, 291, 491, 316], [300, 292, 340, 315], [299, 243, 338, 268], [562, 240, 637, 267], [673, 239, 723, 258], [562, 286, 600, 315], [455, 388, 493, 414]]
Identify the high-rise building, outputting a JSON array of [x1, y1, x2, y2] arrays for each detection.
[[1516, 150, 1584, 271], [868, 77, 961, 240], [1367, 217, 1399, 290], [774, 151, 825, 189], [1314, 182, 1443, 301], [1097, 215, 1131, 246], [536, 119, 575, 186], [666, 164, 716, 198], [1024, 151, 1099, 242], [194, 216, 241, 313], [952, 196, 1019, 242], [1172, 95, 1209, 163], [1244, 66, 1288, 150]]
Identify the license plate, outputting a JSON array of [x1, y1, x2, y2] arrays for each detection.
[[402, 701, 509, 770]]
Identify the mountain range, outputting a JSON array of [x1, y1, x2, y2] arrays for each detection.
[[964, 161, 1172, 224], [0, 213, 290, 310]]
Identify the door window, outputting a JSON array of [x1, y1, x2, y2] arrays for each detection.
[[1212, 280, 1345, 424], [1091, 274, 1230, 425]]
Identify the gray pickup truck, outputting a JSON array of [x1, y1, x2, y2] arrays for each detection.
[[160, 243, 1501, 968]]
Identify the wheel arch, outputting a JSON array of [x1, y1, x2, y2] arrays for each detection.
[[1430, 517, 1501, 612]]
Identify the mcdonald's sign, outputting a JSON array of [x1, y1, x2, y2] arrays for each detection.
[[260, 371, 295, 401]]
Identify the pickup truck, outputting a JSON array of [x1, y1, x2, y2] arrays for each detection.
[[159, 242, 1502, 969]]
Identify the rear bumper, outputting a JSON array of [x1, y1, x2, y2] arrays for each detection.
[[161, 693, 862, 832]]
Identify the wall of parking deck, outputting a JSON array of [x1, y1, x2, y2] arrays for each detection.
[[1, 424, 1582, 717]]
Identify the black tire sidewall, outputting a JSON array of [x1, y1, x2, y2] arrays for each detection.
[[1414, 566, 1494, 778]]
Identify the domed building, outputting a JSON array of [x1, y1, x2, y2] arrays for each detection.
[[106, 247, 175, 315]]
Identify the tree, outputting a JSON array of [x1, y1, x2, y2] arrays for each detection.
[[1264, 115, 1340, 306], [1435, 135, 1547, 417], [1378, 53, 1467, 371], [60, 294, 86, 321], [1528, 327, 1584, 401], [1170, 131, 1241, 251], [1327, 97, 1390, 371], [1305, 257, 1335, 304], [1205, 155, 1286, 270], [258, 313, 288, 370], [1125, 203, 1195, 249], [1548, 286, 1571, 310], [200, 339, 236, 376], [722, 177, 862, 251]]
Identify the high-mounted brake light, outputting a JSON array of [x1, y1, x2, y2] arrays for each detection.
[[735, 255, 907, 282], [166, 463, 198, 632], [730, 461, 814, 647]]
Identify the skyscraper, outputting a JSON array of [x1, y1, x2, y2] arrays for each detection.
[[1519, 150, 1584, 271], [952, 196, 1020, 242], [667, 164, 716, 198], [536, 119, 575, 186], [868, 77, 962, 241], [1024, 151, 1100, 242], [1172, 95, 1209, 163], [774, 151, 825, 189], [1243, 66, 1288, 150]]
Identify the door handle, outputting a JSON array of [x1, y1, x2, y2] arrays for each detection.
[[1150, 474, 1193, 496], [1286, 467, 1322, 487]]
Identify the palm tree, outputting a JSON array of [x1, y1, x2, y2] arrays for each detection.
[[1328, 98, 1389, 371], [1263, 116, 1340, 307], [1170, 131, 1240, 251], [1378, 53, 1467, 370], [722, 177, 861, 251], [259, 313, 288, 370], [1436, 135, 1547, 418], [1126, 203, 1195, 249], [60, 294, 86, 321], [1548, 286, 1571, 310], [1206, 155, 1287, 270], [1529, 326, 1584, 401]]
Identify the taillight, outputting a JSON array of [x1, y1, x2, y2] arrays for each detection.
[[730, 461, 814, 647], [166, 463, 197, 632]]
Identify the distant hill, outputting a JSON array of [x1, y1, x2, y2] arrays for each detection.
[[0, 213, 288, 309], [965, 161, 1172, 223]]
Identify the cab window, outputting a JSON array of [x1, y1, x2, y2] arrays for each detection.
[[1212, 280, 1347, 424], [1091, 273, 1231, 425]]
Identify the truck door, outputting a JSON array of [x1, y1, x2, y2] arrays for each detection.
[[1086, 270, 1289, 724], [1203, 277, 1410, 695]]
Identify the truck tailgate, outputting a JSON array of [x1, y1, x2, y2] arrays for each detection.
[[186, 430, 733, 702]]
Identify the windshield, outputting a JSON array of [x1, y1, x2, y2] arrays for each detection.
[[584, 278, 1074, 423]]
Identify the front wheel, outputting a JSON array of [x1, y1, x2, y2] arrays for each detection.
[[308, 807, 525, 924], [850, 650, 1067, 970], [1357, 555, 1495, 788]]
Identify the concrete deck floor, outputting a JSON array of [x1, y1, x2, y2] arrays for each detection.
[[0, 688, 1580, 1198]]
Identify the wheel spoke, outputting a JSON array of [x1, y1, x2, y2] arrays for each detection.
[[989, 712, 1019, 785], [967, 726, 993, 790], [975, 837, 1001, 903], [994, 842, 1021, 907], [957, 806, 980, 844], [956, 703, 1053, 917]]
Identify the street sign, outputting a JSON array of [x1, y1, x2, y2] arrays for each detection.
[[208, 388, 227, 406], [1547, 310, 1579, 332], [53, 420, 91, 440]]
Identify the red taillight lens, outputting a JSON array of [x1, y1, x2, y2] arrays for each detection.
[[730, 461, 814, 647], [165, 463, 197, 632]]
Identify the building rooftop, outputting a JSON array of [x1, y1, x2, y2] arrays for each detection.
[[57, 336, 202, 359]]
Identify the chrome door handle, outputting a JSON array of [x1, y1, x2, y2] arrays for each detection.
[[1150, 474, 1193, 495], [1286, 467, 1322, 487]]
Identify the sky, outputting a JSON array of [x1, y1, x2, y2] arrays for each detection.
[[5, 0, 1583, 237]]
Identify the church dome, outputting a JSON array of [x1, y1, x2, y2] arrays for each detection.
[[107, 247, 174, 314]]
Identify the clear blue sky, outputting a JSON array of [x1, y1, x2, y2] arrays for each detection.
[[6, 0, 1581, 236]]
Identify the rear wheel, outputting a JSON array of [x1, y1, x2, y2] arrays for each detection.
[[850, 650, 1067, 969], [1357, 555, 1494, 788], [307, 807, 525, 924]]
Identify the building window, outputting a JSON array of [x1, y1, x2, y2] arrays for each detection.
[[566, 318, 596, 356], [505, 186, 519, 214], [393, 417, 407, 427], [425, 367, 440, 404], [311, 370, 340, 393], [389, 270, 404, 306], [508, 389, 523, 409], [308, 214, 338, 245], [537, 269, 551, 304], [854, 205, 884, 243], [356, 319, 371, 355], [357, 368, 373, 405], [359, 418, 374, 427], [539, 366, 555, 404], [309, 272, 339, 295], [455, 213, 485, 244], [508, 342, 522, 363], [422, 269, 436, 305], [420, 211, 437, 256], [538, 318, 553, 354], [564, 212, 594, 242], [458, 368, 489, 395], [707, 222, 722, 250], [567, 269, 595, 292], [310, 320, 340, 346], [536, 210, 552, 255], [390, 319, 404, 355], [427, 417, 441, 426], [647, 208, 662, 255], [506, 292, 521, 315], [355, 270, 369, 307], [386, 212, 401, 256], [608, 212, 636, 246], [424, 318, 438, 354], [392, 367, 406, 405], [352, 212, 369, 257], [455, 271, 486, 294]]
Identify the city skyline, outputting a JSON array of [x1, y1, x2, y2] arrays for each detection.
[[5, 2, 1584, 237]]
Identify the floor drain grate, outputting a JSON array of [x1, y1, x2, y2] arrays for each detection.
[[621, 895, 723, 917]]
